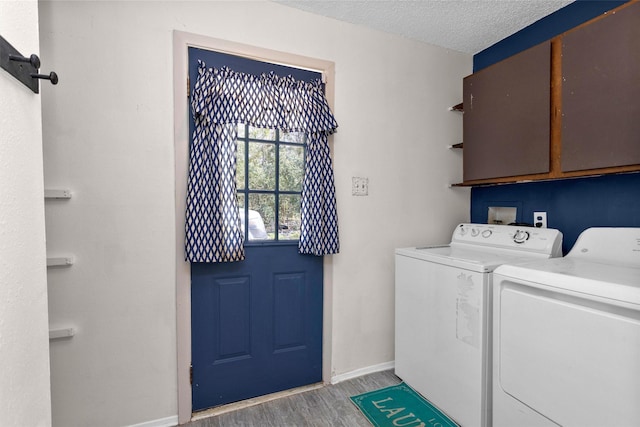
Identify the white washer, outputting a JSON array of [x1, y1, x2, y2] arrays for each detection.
[[492, 227, 640, 427], [395, 223, 563, 427]]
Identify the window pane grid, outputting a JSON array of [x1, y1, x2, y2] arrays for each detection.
[[236, 125, 306, 244]]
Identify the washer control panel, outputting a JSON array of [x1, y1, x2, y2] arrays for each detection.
[[453, 223, 562, 256]]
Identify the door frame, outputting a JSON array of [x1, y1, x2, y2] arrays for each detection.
[[172, 30, 336, 424]]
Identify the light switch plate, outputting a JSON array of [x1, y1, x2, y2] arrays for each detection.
[[352, 177, 369, 196]]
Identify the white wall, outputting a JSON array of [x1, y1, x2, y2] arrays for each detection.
[[0, 1, 52, 426], [329, 24, 471, 375], [39, 1, 471, 425]]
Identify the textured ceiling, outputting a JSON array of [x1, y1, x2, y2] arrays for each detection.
[[273, 0, 574, 54]]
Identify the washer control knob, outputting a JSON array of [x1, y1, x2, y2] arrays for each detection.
[[471, 228, 479, 237], [482, 230, 492, 238], [513, 230, 530, 244]]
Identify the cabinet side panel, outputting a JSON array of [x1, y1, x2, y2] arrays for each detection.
[[463, 41, 551, 181], [561, 2, 640, 172]]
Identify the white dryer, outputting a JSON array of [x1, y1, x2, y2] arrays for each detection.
[[492, 227, 640, 427], [395, 223, 563, 427]]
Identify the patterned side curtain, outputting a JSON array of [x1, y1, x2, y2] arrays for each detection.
[[186, 61, 339, 262], [299, 132, 339, 255], [185, 122, 244, 262]]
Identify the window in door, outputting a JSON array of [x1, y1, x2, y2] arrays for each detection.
[[236, 125, 306, 243]]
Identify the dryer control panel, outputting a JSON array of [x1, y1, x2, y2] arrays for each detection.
[[568, 227, 640, 266]]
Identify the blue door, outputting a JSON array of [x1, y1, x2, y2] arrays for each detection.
[[189, 48, 324, 411]]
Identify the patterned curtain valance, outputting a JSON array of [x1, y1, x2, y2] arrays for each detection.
[[186, 61, 340, 262], [192, 61, 338, 134]]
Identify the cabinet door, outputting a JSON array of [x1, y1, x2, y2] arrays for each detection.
[[561, 2, 640, 172], [463, 41, 551, 181]]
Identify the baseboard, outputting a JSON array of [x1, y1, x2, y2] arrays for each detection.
[[131, 365, 394, 425], [330, 360, 395, 385], [191, 382, 324, 421], [127, 415, 179, 427]]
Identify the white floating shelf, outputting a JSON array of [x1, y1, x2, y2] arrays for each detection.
[[49, 328, 75, 340], [47, 256, 74, 267], [44, 189, 72, 199]]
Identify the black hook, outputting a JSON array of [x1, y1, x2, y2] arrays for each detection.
[[9, 53, 41, 69], [9, 53, 58, 85], [31, 71, 58, 85], [10, 53, 58, 86]]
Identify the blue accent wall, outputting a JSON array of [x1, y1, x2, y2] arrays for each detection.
[[469, 0, 638, 253], [471, 173, 640, 254], [474, 0, 627, 72]]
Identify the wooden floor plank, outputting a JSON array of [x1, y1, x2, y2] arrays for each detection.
[[186, 369, 401, 426]]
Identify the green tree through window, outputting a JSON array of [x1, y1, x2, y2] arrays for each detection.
[[236, 125, 306, 242]]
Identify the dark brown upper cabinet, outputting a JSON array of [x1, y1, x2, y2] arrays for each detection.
[[458, 1, 640, 187], [463, 41, 551, 182], [561, 2, 640, 172]]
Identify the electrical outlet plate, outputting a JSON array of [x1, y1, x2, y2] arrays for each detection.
[[534, 211, 547, 228]]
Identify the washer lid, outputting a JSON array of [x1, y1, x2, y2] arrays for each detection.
[[495, 258, 640, 306], [395, 223, 563, 273], [395, 245, 550, 273]]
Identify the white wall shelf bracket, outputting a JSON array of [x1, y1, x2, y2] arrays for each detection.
[[49, 328, 75, 340], [44, 189, 72, 199], [47, 256, 74, 267]]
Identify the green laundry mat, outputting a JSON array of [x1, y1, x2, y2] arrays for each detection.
[[350, 383, 459, 427]]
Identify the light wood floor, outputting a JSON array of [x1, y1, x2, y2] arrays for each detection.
[[185, 370, 401, 427]]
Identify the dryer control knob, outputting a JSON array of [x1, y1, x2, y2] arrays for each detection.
[[482, 230, 492, 238]]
